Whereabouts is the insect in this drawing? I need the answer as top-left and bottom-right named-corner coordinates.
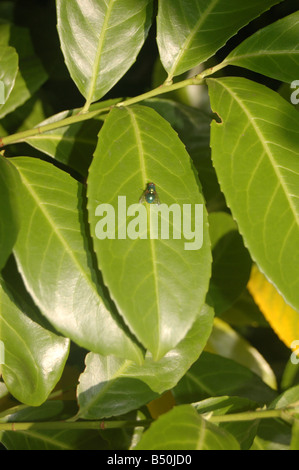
top-left (139, 182), bottom-right (160, 205)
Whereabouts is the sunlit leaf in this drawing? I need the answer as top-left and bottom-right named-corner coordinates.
top-left (208, 77), bottom-right (299, 312)
top-left (87, 105), bottom-right (212, 359)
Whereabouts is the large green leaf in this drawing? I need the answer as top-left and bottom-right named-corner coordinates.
top-left (56, 0), bottom-right (153, 105)
top-left (0, 259), bottom-right (69, 406)
top-left (87, 105), bottom-right (212, 360)
top-left (156, 0), bottom-right (282, 79)
top-left (135, 405), bottom-right (240, 450)
top-left (0, 46), bottom-right (18, 108)
top-left (0, 155), bottom-right (20, 271)
top-left (77, 305), bottom-right (213, 419)
top-left (11, 157), bottom-right (142, 364)
top-left (207, 77), bottom-right (299, 312)
top-left (225, 11), bottom-right (299, 84)
top-left (0, 24), bottom-right (47, 118)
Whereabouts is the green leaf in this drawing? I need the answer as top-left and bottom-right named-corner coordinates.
top-left (56, 0), bottom-right (153, 106)
top-left (0, 259), bottom-right (70, 406)
top-left (251, 419), bottom-right (291, 450)
top-left (156, 0), bottom-right (282, 78)
top-left (0, 155), bottom-right (20, 271)
top-left (11, 157), bottom-right (142, 364)
top-left (0, 24), bottom-right (47, 118)
top-left (220, 288), bottom-right (269, 328)
top-left (206, 318), bottom-right (277, 389)
top-left (77, 305), bottom-right (214, 419)
top-left (25, 99), bottom-right (120, 177)
top-left (143, 98), bottom-right (225, 211)
top-left (269, 384), bottom-right (299, 411)
top-left (173, 352), bottom-right (277, 405)
top-left (207, 212), bottom-right (252, 314)
top-left (225, 11), bottom-right (299, 84)
top-left (135, 405), bottom-right (240, 450)
top-left (0, 46), bottom-right (18, 107)
top-left (194, 396), bottom-right (259, 450)
top-left (207, 77), bottom-right (299, 312)
top-left (77, 353), bottom-right (158, 419)
top-left (250, 387), bottom-right (297, 450)
top-left (87, 105), bottom-right (212, 360)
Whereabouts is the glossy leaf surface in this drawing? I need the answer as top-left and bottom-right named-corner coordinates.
top-left (87, 105), bottom-right (212, 359)
top-left (208, 77), bottom-right (299, 312)
top-left (157, 0), bottom-right (281, 78)
top-left (56, 0), bottom-right (153, 104)
top-left (11, 157), bottom-right (142, 363)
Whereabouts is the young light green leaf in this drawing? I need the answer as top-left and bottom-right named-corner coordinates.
top-left (207, 77), bottom-right (299, 312)
top-left (77, 305), bottom-right (213, 419)
top-left (0, 260), bottom-right (70, 407)
top-left (87, 105), bottom-right (212, 360)
top-left (0, 46), bottom-right (18, 108)
top-left (0, 156), bottom-right (21, 271)
top-left (56, 0), bottom-right (153, 107)
top-left (135, 405), bottom-right (240, 450)
top-left (11, 157), bottom-right (142, 364)
top-left (156, 0), bottom-right (282, 79)
top-left (224, 11), bottom-right (299, 84)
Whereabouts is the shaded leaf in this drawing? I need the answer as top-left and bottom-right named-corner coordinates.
top-left (0, 46), bottom-right (18, 108)
top-left (0, 24), bottom-right (47, 118)
top-left (206, 318), bottom-right (277, 389)
top-left (173, 352), bottom-right (277, 405)
top-left (0, 155), bottom-right (20, 270)
top-left (207, 212), bottom-right (252, 314)
top-left (25, 99), bottom-right (120, 177)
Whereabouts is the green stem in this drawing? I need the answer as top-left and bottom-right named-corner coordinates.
top-left (208, 408), bottom-right (294, 424)
top-left (0, 57), bottom-right (231, 148)
top-left (0, 418), bottom-right (152, 432)
top-left (0, 70), bottom-right (210, 148)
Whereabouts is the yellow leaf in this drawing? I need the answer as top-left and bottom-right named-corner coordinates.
top-left (248, 265), bottom-right (299, 349)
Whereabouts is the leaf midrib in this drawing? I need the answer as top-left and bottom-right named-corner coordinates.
top-left (168, 0), bottom-right (219, 78)
top-left (85, 0), bottom-right (116, 106)
top-left (16, 167), bottom-right (100, 301)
